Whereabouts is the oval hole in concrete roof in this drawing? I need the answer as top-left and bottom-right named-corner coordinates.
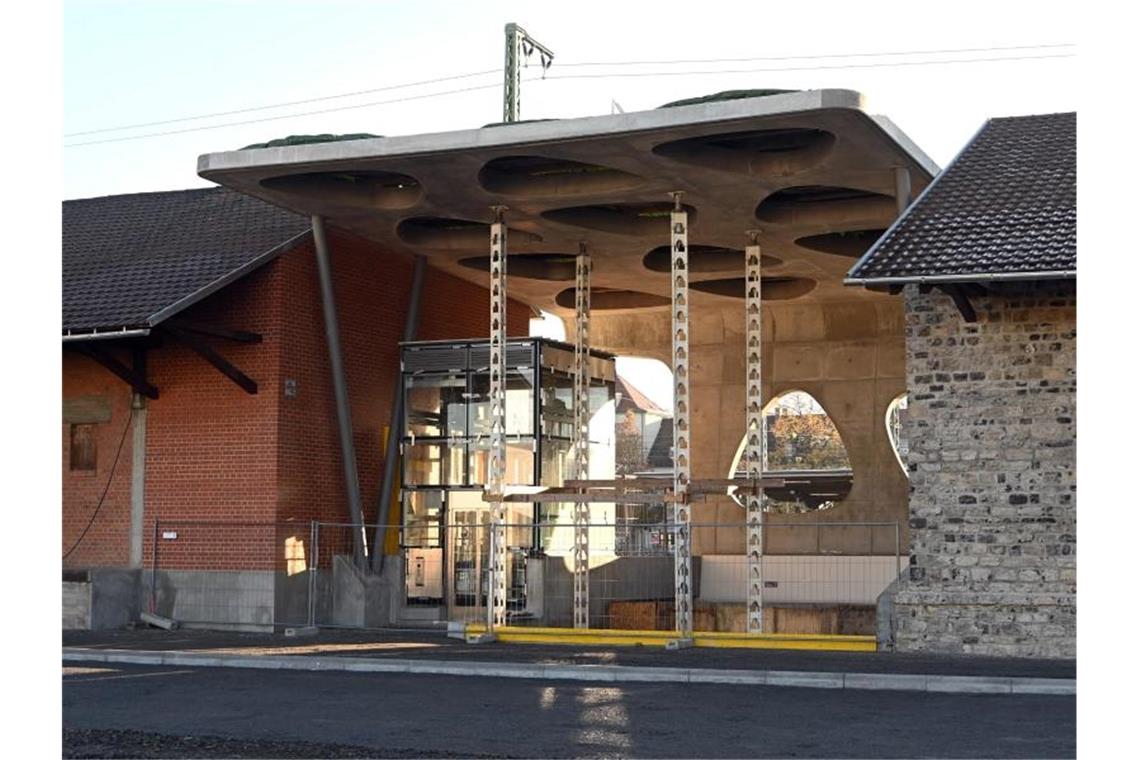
top-left (397, 217), bottom-right (542, 249)
top-left (458, 253), bottom-right (577, 281)
top-left (690, 276), bottom-right (817, 301)
top-left (652, 128), bottom-right (835, 177)
top-left (796, 229), bottom-right (888, 258)
top-left (643, 244), bottom-right (781, 273)
top-left (542, 202), bottom-right (697, 237)
top-left (555, 287), bottom-right (670, 310)
top-left (261, 170), bottom-right (422, 210)
top-left (726, 389), bottom-right (852, 512)
top-left (756, 186), bottom-right (896, 227)
top-left (479, 156), bottom-right (643, 198)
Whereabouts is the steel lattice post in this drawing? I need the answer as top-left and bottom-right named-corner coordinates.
top-left (488, 207), bottom-right (509, 629)
top-left (745, 233), bottom-right (766, 633)
top-left (572, 244), bottom-right (591, 629)
top-left (669, 193), bottom-right (693, 638)
top-left (503, 24), bottom-right (521, 123)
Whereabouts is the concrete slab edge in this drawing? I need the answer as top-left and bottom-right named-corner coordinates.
top-left (61, 648), bottom-right (1074, 696)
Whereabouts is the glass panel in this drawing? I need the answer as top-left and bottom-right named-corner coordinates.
top-left (468, 370), bottom-right (536, 437)
top-left (402, 490), bottom-right (443, 547)
top-left (404, 441), bottom-right (466, 486)
top-left (468, 438), bottom-right (536, 486)
top-left (539, 437), bottom-right (572, 487)
top-left (540, 368), bottom-right (574, 438)
top-left (405, 373), bottom-right (467, 438)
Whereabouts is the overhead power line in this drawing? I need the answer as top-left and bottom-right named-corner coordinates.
top-left (64, 81), bottom-right (509, 147)
top-left (64, 43), bottom-right (1073, 139)
top-left (544, 52), bottom-right (1075, 82)
top-left (64, 49), bottom-right (1075, 149)
top-left (64, 68), bottom-right (501, 137)
top-left (557, 42), bottom-right (1074, 67)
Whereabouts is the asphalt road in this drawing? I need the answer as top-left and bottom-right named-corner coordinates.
top-left (63, 664), bottom-right (1075, 759)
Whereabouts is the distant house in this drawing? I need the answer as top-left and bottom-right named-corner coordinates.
top-left (846, 112), bottom-right (1076, 658)
top-left (615, 375), bottom-right (671, 475)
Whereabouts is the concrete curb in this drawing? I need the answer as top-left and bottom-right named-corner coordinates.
top-left (62, 648), bottom-right (1075, 696)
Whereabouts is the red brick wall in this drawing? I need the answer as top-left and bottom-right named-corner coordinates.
top-left (141, 263), bottom-right (284, 570)
top-left (63, 226), bottom-right (529, 570)
top-left (61, 352), bottom-right (135, 568)
top-left (275, 228), bottom-right (531, 533)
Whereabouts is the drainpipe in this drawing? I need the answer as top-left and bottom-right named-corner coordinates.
top-left (372, 255), bottom-right (427, 573)
top-left (312, 216), bottom-right (367, 565)
top-left (128, 350), bottom-right (148, 569)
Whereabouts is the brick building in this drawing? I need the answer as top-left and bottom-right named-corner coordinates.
top-left (62, 188), bottom-right (529, 628)
top-left (846, 112), bottom-right (1077, 657)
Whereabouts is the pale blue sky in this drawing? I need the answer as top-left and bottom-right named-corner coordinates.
top-left (62, 0), bottom-right (1077, 411)
top-left (65, 0), bottom-right (1076, 200)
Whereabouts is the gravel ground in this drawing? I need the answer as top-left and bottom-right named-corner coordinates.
top-left (63, 728), bottom-right (515, 759)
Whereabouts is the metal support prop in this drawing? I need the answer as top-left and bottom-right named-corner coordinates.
top-left (488, 207), bottom-right (510, 629)
top-left (372, 254), bottom-right (427, 573)
top-left (745, 231), bottom-right (766, 634)
top-left (312, 215), bottom-right (367, 564)
top-left (572, 243), bottom-right (592, 629)
top-left (669, 193), bottom-right (693, 638)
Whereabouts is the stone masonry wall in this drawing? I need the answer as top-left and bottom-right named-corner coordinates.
top-left (894, 282), bottom-right (1075, 658)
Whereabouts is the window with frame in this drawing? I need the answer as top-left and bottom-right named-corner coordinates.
top-left (70, 423), bottom-right (97, 471)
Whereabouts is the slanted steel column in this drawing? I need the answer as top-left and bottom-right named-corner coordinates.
top-left (372, 254), bottom-right (427, 573)
top-left (669, 192), bottom-right (693, 639)
top-left (745, 231), bottom-right (766, 634)
top-left (487, 206), bottom-right (510, 629)
top-left (572, 243), bottom-right (592, 629)
top-left (312, 215), bottom-right (367, 564)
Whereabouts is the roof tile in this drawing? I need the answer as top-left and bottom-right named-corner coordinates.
top-left (63, 187), bottom-right (309, 334)
top-left (847, 112), bottom-right (1075, 282)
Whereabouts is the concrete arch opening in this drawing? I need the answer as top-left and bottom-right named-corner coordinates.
top-left (726, 389), bottom-right (853, 513)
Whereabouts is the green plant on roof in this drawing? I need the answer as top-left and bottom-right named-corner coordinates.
top-left (658, 89), bottom-right (798, 109)
top-left (241, 133), bottom-right (381, 150)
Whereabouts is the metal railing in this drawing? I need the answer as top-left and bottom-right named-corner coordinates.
top-left (146, 518), bottom-right (901, 635)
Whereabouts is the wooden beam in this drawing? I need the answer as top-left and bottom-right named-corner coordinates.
top-left (70, 344), bottom-right (159, 399)
top-left (167, 319), bottom-right (262, 344)
top-left (942, 284), bottom-right (978, 323)
top-left (164, 325), bottom-right (258, 394)
top-left (561, 477), bottom-right (787, 491)
top-left (487, 491), bottom-right (701, 504)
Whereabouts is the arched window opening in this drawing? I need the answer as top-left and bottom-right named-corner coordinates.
top-left (728, 390), bottom-right (852, 513)
top-left (886, 393), bottom-right (909, 477)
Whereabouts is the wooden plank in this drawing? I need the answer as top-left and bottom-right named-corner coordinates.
top-left (562, 477), bottom-right (787, 490)
top-left (63, 395), bottom-right (113, 424)
top-left (485, 491), bottom-right (700, 504)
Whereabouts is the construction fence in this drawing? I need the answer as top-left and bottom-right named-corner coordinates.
top-left (146, 519), bottom-right (903, 635)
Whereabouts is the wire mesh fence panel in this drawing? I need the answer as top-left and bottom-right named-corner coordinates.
top-left (149, 521), bottom-right (311, 631)
top-left (688, 522), bottom-right (901, 634)
top-left (145, 517), bottom-right (900, 636)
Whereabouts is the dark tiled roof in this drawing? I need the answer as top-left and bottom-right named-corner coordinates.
top-left (846, 112), bottom-right (1075, 283)
top-left (63, 187), bottom-right (310, 335)
top-left (646, 418), bottom-right (674, 469)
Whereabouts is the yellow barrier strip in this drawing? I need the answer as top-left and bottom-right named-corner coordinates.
top-left (465, 624), bottom-right (877, 652)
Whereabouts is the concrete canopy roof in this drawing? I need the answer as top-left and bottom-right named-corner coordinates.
top-left (198, 89), bottom-right (937, 318)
